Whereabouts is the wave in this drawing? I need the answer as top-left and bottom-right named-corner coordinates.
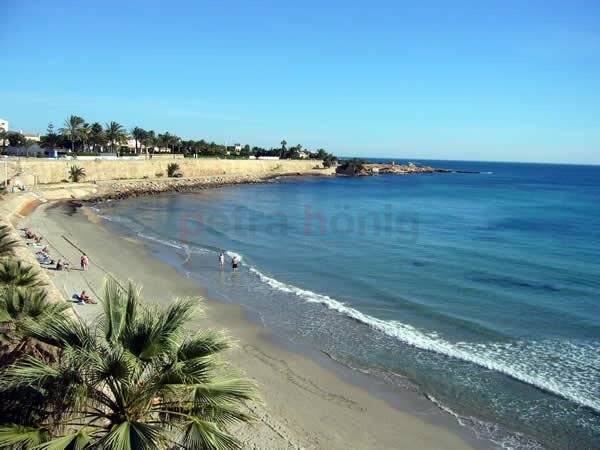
top-left (247, 266), bottom-right (600, 413)
top-left (426, 395), bottom-right (544, 450)
top-left (93, 214), bottom-right (600, 415)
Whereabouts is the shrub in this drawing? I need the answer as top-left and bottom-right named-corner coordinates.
top-left (68, 165), bottom-right (86, 182)
top-left (167, 163), bottom-right (181, 178)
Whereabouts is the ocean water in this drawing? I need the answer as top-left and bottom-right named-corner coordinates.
top-left (96, 160), bottom-right (600, 449)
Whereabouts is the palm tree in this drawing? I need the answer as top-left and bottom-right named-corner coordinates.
top-left (0, 287), bottom-right (69, 363)
top-left (69, 165), bottom-right (86, 183)
top-left (0, 225), bottom-right (20, 257)
top-left (0, 260), bottom-right (44, 288)
top-left (59, 115), bottom-right (85, 153)
top-left (131, 127), bottom-right (146, 154)
top-left (143, 130), bottom-right (156, 157)
top-left (104, 121), bottom-right (127, 155)
top-left (80, 122), bottom-right (91, 152)
top-left (89, 122), bottom-right (106, 153)
top-left (0, 277), bottom-right (256, 449)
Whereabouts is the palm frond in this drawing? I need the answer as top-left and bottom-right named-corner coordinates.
top-left (178, 418), bottom-right (240, 450)
top-left (0, 224), bottom-right (20, 257)
top-left (25, 315), bottom-right (93, 350)
top-left (0, 259), bottom-right (44, 288)
top-left (0, 355), bottom-right (59, 389)
top-left (99, 421), bottom-right (164, 450)
top-left (101, 277), bottom-right (126, 343)
top-left (0, 424), bottom-right (49, 448)
top-left (33, 429), bottom-right (90, 450)
top-left (177, 330), bottom-right (231, 360)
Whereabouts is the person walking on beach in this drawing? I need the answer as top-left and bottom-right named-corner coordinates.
top-left (80, 253), bottom-right (89, 271)
top-left (219, 251), bottom-right (225, 269)
top-left (231, 255), bottom-right (239, 271)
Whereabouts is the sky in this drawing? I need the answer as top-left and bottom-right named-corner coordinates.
top-left (1, 0), bottom-right (599, 164)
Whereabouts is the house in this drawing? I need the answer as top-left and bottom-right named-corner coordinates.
top-left (0, 118), bottom-right (8, 132)
top-left (22, 132), bottom-right (41, 143)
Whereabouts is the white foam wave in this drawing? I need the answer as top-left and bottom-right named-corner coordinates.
top-left (225, 251), bottom-right (243, 262)
top-left (248, 266), bottom-right (600, 413)
top-left (426, 395), bottom-right (543, 450)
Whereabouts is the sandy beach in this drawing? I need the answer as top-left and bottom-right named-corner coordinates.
top-left (13, 199), bottom-right (485, 450)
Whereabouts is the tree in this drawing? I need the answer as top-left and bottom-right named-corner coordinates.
top-left (59, 115), bottom-right (85, 153)
top-left (142, 130), bottom-right (156, 157)
top-left (40, 123), bottom-right (60, 151)
top-left (89, 122), bottom-right (106, 152)
top-left (131, 127), bottom-right (146, 154)
top-left (0, 225), bottom-right (20, 257)
top-left (0, 277), bottom-right (256, 449)
top-left (0, 260), bottom-right (44, 288)
top-left (69, 165), bottom-right (86, 182)
top-left (6, 132), bottom-right (26, 148)
top-left (336, 158), bottom-right (365, 176)
top-left (0, 287), bottom-right (69, 364)
top-left (79, 122), bottom-right (91, 152)
top-left (104, 121), bottom-right (127, 155)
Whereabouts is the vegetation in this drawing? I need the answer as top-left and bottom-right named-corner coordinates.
top-left (59, 115), bottom-right (86, 154)
top-left (69, 165), bottom-right (86, 182)
top-left (0, 276), bottom-right (256, 449)
top-left (167, 163), bottom-right (182, 178)
top-left (0, 225), bottom-right (20, 258)
top-left (35, 115), bottom-right (339, 162)
top-left (0, 259), bottom-right (44, 289)
top-left (336, 158), bottom-right (367, 176)
top-left (105, 121), bottom-right (128, 155)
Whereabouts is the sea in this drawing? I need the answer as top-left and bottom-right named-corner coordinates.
top-left (94, 160), bottom-right (600, 449)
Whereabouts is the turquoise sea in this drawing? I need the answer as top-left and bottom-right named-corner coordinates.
top-left (96, 160), bottom-right (600, 449)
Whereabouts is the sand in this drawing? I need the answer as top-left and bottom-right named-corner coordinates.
top-left (16, 201), bottom-right (484, 450)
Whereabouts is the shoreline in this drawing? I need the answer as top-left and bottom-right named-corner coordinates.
top-left (13, 198), bottom-right (489, 449)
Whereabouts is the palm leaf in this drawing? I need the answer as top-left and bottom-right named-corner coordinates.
top-left (178, 418), bottom-right (240, 450)
top-left (177, 330), bottom-right (231, 360)
top-left (33, 429), bottom-right (90, 450)
top-left (99, 421), bottom-right (163, 450)
top-left (0, 425), bottom-right (49, 448)
top-left (0, 224), bottom-right (20, 257)
top-left (0, 259), bottom-right (44, 288)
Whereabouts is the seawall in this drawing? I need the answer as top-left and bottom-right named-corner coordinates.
top-left (3, 158), bottom-right (325, 185)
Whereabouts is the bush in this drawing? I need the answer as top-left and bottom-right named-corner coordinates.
top-left (68, 165), bottom-right (86, 182)
top-left (167, 163), bottom-right (181, 177)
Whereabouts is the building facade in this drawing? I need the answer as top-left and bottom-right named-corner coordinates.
top-left (0, 118), bottom-right (8, 132)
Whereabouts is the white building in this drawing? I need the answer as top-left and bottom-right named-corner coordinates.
top-left (22, 132), bottom-right (41, 143)
top-left (0, 119), bottom-right (8, 132)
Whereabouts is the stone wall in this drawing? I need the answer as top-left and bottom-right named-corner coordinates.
top-left (2, 158), bottom-right (323, 185)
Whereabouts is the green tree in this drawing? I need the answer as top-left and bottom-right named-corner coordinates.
top-left (0, 225), bottom-right (19, 258)
top-left (142, 130), bottom-right (156, 157)
top-left (0, 287), bottom-right (69, 363)
top-left (131, 127), bottom-right (146, 154)
top-left (105, 121), bottom-right (127, 155)
top-left (6, 132), bottom-right (26, 148)
top-left (89, 122), bottom-right (106, 152)
top-left (0, 277), bottom-right (256, 449)
top-left (40, 123), bottom-right (60, 151)
top-left (0, 260), bottom-right (44, 289)
top-left (59, 115), bottom-right (85, 153)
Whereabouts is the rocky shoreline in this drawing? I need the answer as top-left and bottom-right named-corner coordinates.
top-left (83, 171), bottom-right (328, 203)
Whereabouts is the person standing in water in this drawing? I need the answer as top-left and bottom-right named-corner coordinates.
top-left (231, 255), bottom-right (239, 271)
top-left (219, 251), bottom-right (225, 269)
top-left (80, 253), bottom-right (89, 271)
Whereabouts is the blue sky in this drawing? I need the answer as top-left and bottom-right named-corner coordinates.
top-left (1, 0), bottom-right (599, 163)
